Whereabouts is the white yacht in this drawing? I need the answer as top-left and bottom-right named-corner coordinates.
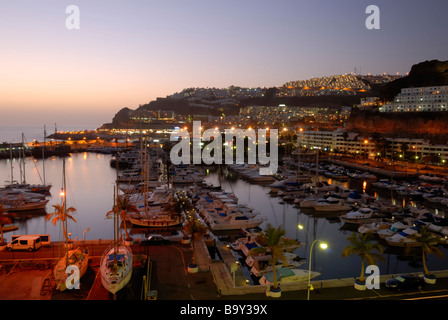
top-left (340, 208), bottom-right (381, 224)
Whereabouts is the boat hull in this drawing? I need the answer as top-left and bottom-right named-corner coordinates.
top-left (53, 247), bottom-right (90, 291)
top-left (209, 219), bottom-right (264, 231)
top-left (100, 242), bottom-right (133, 294)
top-left (341, 217), bottom-right (381, 225)
top-left (129, 216), bottom-right (181, 228)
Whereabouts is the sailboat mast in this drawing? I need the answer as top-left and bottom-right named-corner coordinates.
top-left (315, 148), bottom-right (319, 195)
top-left (62, 158), bottom-right (69, 267)
top-left (144, 139), bottom-right (148, 217)
top-left (42, 125), bottom-right (46, 185)
top-left (9, 143), bottom-right (13, 187)
top-left (113, 186), bottom-right (117, 253)
top-left (21, 133), bottom-right (26, 184)
top-left (18, 135), bottom-right (23, 185)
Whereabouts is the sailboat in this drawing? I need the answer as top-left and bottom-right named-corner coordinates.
top-left (100, 186), bottom-right (133, 295)
top-left (52, 158), bottom-right (89, 291)
top-left (129, 142), bottom-right (181, 228)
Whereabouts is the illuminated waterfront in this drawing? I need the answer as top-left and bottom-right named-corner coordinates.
top-left (1, 150), bottom-right (448, 281)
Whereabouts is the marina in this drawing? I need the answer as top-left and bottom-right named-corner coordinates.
top-left (1, 143), bottom-right (448, 291)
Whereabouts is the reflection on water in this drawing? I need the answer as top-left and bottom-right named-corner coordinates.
top-left (203, 167), bottom-right (448, 280)
top-left (1, 154), bottom-right (448, 280)
top-left (0, 152), bottom-right (118, 242)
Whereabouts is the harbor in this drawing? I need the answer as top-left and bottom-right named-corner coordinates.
top-left (1, 143), bottom-right (448, 301)
top-left (1, 236), bottom-right (448, 301)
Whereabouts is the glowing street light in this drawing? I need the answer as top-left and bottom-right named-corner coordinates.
top-left (307, 239), bottom-right (328, 300)
top-left (298, 224), bottom-right (328, 300)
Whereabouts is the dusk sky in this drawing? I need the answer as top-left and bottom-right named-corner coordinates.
top-left (1, 0), bottom-right (447, 128)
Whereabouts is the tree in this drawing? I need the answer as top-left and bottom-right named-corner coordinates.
top-left (183, 215), bottom-right (208, 271)
top-left (422, 154), bottom-right (441, 164)
top-left (342, 131), bottom-right (349, 154)
top-left (46, 204), bottom-right (77, 243)
top-left (106, 196), bottom-right (139, 241)
top-left (380, 138), bottom-right (391, 160)
top-left (407, 226), bottom-right (444, 279)
top-left (400, 142), bottom-right (409, 159)
top-left (255, 224), bottom-right (288, 292)
top-left (0, 204), bottom-right (12, 245)
top-left (342, 232), bottom-right (384, 286)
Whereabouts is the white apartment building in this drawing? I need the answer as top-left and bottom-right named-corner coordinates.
top-left (379, 85), bottom-right (448, 112)
top-left (297, 128), bottom-right (448, 161)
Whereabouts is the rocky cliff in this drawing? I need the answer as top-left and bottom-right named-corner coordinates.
top-left (347, 60), bottom-right (448, 143)
top-left (377, 59), bottom-right (448, 100)
top-left (348, 110), bottom-right (448, 133)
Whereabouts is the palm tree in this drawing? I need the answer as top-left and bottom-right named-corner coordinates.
top-left (255, 224), bottom-right (288, 293)
top-left (342, 232), bottom-right (384, 288)
top-left (407, 226), bottom-right (444, 281)
top-left (183, 214), bottom-right (208, 271)
top-left (106, 195), bottom-right (138, 241)
top-left (0, 204), bottom-right (11, 245)
top-left (46, 204), bottom-right (77, 243)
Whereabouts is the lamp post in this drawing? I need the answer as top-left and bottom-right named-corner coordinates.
top-left (298, 224), bottom-right (328, 300)
top-left (307, 239), bottom-right (328, 300)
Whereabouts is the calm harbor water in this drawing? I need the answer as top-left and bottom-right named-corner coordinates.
top-left (1, 150), bottom-right (448, 280)
top-left (0, 125), bottom-right (98, 143)
top-left (203, 167), bottom-right (448, 281)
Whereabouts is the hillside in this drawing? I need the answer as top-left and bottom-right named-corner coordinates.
top-left (346, 59), bottom-right (448, 143)
top-left (377, 59), bottom-right (448, 100)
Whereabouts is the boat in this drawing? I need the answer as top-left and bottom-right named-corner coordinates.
top-left (1, 197), bottom-right (49, 212)
top-left (53, 247), bottom-right (89, 291)
top-left (297, 197), bottom-right (327, 209)
top-left (129, 213), bottom-right (181, 228)
top-left (1, 163), bottom-right (50, 212)
top-left (384, 227), bottom-right (421, 247)
top-left (207, 214), bottom-right (265, 231)
top-left (100, 182), bottom-right (133, 295)
top-left (0, 224), bottom-right (19, 233)
top-left (247, 252), bottom-right (306, 277)
top-left (230, 233), bottom-right (260, 251)
top-left (52, 158), bottom-right (89, 291)
top-left (358, 221), bottom-right (391, 234)
top-left (258, 267), bottom-right (321, 286)
top-left (377, 221), bottom-right (412, 239)
top-left (312, 197), bottom-right (351, 212)
top-left (100, 240), bottom-right (133, 294)
top-left (340, 208), bottom-right (381, 225)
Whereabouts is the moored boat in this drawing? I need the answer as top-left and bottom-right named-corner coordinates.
top-left (53, 247), bottom-right (90, 291)
top-left (129, 213), bottom-right (181, 228)
top-left (384, 227), bottom-right (421, 247)
top-left (340, 208), bottom-right (381, 225)
top-left (100, 241), bottom-right (133, 294)
top-left (258, 267), bottom-right (321, 286)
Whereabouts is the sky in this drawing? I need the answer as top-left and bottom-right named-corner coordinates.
top-left (0, 0), bottom-right (447, 128)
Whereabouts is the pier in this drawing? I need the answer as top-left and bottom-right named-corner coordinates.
top-left (2, 237), bottom-right (448, 300)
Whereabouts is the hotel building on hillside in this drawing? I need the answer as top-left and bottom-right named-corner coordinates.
top-left (379, 85), bottom-right (448, 112)
top-left (297, 128), bottom-right (448, 162)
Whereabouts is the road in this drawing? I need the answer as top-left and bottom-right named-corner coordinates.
top-left (1, 240), bottom-right (447, 302)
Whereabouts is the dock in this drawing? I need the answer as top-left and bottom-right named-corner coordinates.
top-left (2, 237), bottom-right (448, 300)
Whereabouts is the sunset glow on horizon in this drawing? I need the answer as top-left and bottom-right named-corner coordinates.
top-left (1, 0), bottom-right (447, 127)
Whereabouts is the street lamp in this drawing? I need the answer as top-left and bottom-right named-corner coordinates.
top-left (307, 239), bottom-right (328, 300)
top-left (298, 224), bottom-right (328, 300)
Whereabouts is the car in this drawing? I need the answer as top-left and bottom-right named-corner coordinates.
top-left (6, 235), bottom-right (42, 252)
top-left (140, 234), bottom-right (170, 246)
top-left (385, 274), bottom-right (425, 292)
